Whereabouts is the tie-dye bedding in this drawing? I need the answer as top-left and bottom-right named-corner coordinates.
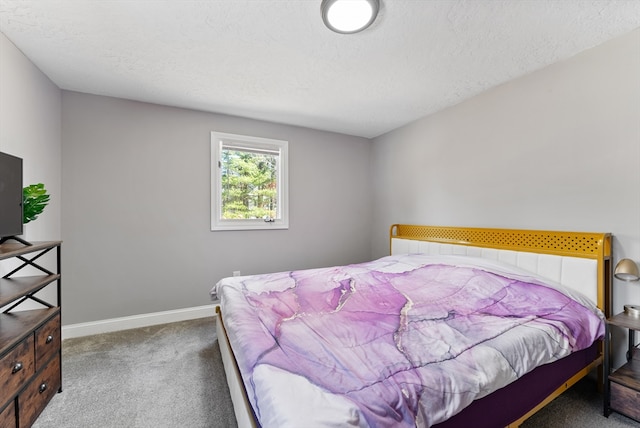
top-left (213, 254), bottom-right (604, 428)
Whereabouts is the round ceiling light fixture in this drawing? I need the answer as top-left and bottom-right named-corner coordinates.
top-left (321, 0), bottom-right (380, 34)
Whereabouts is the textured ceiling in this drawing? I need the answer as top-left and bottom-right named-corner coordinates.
top-left (1, 1), bottom-right (639, 138)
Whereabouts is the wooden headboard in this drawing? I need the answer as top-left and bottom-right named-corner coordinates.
top-left (390, 224), bottom-right (612, 317)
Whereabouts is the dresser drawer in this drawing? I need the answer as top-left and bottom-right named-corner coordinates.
top-left (35, 314), bottom-right (60, 370)
top-left (610, 381), bottom-right (640, 421)
top-left (0, 400), bottom-right (16, 428)
top-left (0, 336), bottom-right (35, 407)
top-left (18, 354), bottom-right (60, 428)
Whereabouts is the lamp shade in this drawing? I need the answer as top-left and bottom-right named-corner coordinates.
top-left (614, 258), bottom-right (640, 282)
top-left (321, 0), bottom-right (379, 34)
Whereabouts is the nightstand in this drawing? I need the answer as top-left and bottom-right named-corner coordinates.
top-left (604, 311), bottom-right (640, 422)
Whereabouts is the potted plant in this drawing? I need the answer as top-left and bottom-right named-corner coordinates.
top-left (23, 183), bottom-right (50, 224)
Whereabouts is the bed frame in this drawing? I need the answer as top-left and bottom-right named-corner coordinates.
top-left (215, 225), bottom-right (612, 428)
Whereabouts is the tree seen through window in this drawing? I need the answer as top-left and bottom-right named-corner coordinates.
top-left (221, 148), bottom-right (277, 220)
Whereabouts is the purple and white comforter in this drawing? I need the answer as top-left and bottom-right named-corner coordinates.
top-left (213, 254), bottom-right (604, 428)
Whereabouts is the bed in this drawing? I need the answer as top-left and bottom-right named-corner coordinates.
top-left (212, 225), bottom-right (612, 427)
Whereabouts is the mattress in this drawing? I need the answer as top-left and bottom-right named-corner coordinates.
top-left (212, 254), bottom-right (604, 427)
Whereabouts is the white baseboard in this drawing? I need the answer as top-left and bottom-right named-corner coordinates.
top-left (61, 304), bottom-right (219, 340)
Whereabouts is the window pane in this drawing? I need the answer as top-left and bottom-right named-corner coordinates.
top-left (221, 148), bottom-right (279, 220)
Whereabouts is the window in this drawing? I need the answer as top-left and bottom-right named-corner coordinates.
top-left (211, 131), bottom-right (288, 231)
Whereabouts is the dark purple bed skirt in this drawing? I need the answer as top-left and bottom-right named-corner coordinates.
top-left (433, 342), bottom-right (600, 428)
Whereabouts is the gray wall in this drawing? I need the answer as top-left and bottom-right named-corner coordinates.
top-left (371, 29), bottom-right (639, 262)
top-left (61, 92), bottom-right (372, 324)
top-left (0, 33), bottom-right (61, 242)
top-left (0, 33), bottom-right (61, 310)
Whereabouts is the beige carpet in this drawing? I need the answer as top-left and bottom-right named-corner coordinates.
top-left (31, 317), bottom-right (638, 428)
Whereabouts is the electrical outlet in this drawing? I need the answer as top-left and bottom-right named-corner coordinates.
top-left (233, 271), bottom-right (241, 277)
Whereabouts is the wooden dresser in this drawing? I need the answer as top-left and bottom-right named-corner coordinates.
top-left (0, 241), bottom-right (62, 428)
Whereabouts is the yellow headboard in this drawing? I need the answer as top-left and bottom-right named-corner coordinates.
top-left (390, 224), bottom-right (612, 316)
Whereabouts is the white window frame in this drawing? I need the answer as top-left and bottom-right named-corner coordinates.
top-left (211, 131), bottom-right (289, 231)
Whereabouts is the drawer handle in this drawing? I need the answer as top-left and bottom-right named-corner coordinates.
top-left (45, 335), bottom-right (54, 344)
top-left (39, 383), bottom-right (47, 394)
top-left (11, 362), bottom-right (23, 374)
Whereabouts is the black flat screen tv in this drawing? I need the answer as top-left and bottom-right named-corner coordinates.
top-left (0, 151), bottom-right (24, 240)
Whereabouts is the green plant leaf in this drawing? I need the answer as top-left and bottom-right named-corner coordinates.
top-left (23, 183), bottom-right (50, 224)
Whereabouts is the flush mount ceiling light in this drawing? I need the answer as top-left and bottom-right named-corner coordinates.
top-left (321, 0), bottom-right (380, 34)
